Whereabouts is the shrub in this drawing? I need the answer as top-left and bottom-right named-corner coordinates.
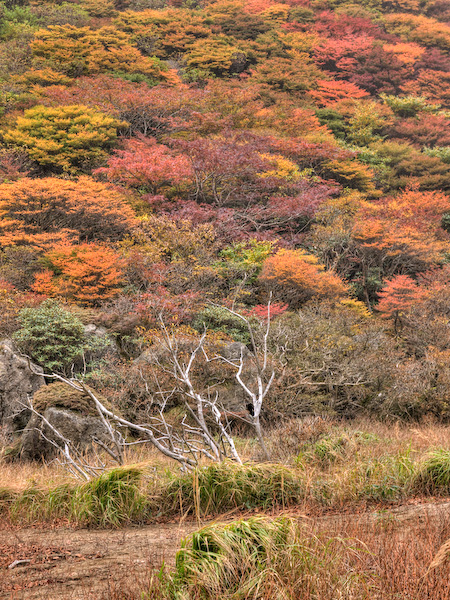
top-left (0, 176), bottom-right (136, 248)
top-left (4, 104), bottom-right (126, 174)
top-left (32, 243), bottom-right (125, 306)
top-left (259, 249), bottom-right (348, 308)
top-left (13, 299), bottom-right (91, 373)
top-left (192, 305), bottom-right (250, 344)
top-left (30, 25), bottom-right (173, 81)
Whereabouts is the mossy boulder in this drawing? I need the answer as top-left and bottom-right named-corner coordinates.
top-left (19, 382), bottom-right (119, 461)
top-left (32, 381), bottom-right (112, 417)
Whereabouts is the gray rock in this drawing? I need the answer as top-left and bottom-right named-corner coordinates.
top-left (220, 342), bottom-right (251, 362)
top-left (20, 406), bottom-right (110, 461)
top-left (83, 323), bottom-right (117, 363)
top-left (0, 340), bottom-right (45, 441)
top-left (84, 323), bottom-right (109, 338)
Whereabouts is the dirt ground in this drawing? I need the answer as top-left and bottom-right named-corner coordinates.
top-left (1, 501), bottom-right (450, 600)
top-left (0, 521), bottom-right (200, 600)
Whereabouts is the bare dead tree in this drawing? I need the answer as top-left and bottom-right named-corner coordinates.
top-left (23, 367), bottom-right (242, 477)
top-left (22, 400), bottom-right (99, 481)
top-left (153, 300), bottom-right (275, 461)
top-left (28, 371), bottom-right (200, 473)
top-left (210, 299), bottom-right (275, 461)
top-left (151, 322), bottom-right (242, 465)
top-left (21, 302), bottom-right (277, 477)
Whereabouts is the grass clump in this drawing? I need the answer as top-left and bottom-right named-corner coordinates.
top-left (72, 466), bottom-right (147, 527)
top-left (10, 467), bottom-right (146, 527)
top-left (349, 450), bottom-right (415, 502)
top-left (146, 517), bottom-right (368, 600)
top-left (163, 462), bottom-right (305, 518)
top-left (0, 487), bottom-right (17, 515)
top-left (297, 431), bottom-right (379, 467)
top-left (415, 448), bottom-right (450, 494)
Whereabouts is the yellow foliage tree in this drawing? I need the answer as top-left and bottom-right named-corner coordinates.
top-left (4, 104), bottom-right (126, 173)
top-left (30, 25), bottom-right (175, 82)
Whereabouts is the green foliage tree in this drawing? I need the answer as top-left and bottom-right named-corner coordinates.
top-left (13, 299), bottom-right (91, 373)
top-left (192, 305), bottom-right (251, 343)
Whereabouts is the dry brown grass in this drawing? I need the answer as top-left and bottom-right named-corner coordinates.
top-left (0, 460), bottom-right (72, 493)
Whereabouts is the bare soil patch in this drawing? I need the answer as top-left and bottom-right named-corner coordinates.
top-left (0, 522), bottom-right (199, 599)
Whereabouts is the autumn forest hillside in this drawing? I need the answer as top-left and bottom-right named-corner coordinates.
top-left (2, 0), bottom-right (450, 424)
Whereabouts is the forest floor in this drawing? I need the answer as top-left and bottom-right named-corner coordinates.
top-left (1, 499), bottom-right (450, 600)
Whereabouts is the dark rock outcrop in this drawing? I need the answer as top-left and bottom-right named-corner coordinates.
top-left (0, 340), bottom-right (45, 441)
top-left (20, 406), bottom-right (110, 461)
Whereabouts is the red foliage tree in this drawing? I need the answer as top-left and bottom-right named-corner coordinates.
top-left (40, 75), bottom-right (198, 136)
top-left (174, 133), bottom-right (273, 206)
top-left (377, 274), bottom-right (427, 330)
top-left (387, 113), bottom-right (450, 148)
top-left (95, 136), bottom-right (193, 193)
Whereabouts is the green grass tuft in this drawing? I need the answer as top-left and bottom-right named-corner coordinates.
top-left (163, 462), bottom-right (305, 518)
top-left (72, 467), bottom-right (146, 527)
top-left (10, 467), bottom-right (146, 527)
top-left (297, 431), bottom-right (379, 467)
top-left (145, 517), bottom-right (368, 600)
top-left (415, 448), bottom-right (450, 493)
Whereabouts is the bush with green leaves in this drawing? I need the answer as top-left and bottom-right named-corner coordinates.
top-left (192, 305), bottom-right (251, 343)
top-left (216, 239), bottom-right (275, 284)
top-left (13, 299), bottom-right (102, 373)
top-left (380, 94), bottom-right (441, 117)
top-left (0, 2), bottom-right (36, 41)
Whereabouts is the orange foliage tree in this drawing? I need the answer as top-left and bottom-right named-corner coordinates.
top-left (377, 274), bottom-right (427, 330)
top-left (259, 248), bottom-right (348, 308)
top-left (251, 53), bottom-right (322, 93)
top-left (350, 188), bottom-right (450, 304)
top-left (32, 243), bottom-right (124, 305)
top-left (309, 80), bottom-right (369, 106)
top-left (0, 177), bottom-right (136, 249)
